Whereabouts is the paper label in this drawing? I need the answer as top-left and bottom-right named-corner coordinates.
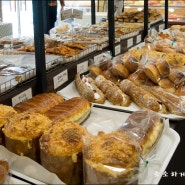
top-left (73, 9), bottom-right (83, 19)
top-left (136, 34), bottom-right (141, 43)
top-left (159, 23), bottom-right (165, 32)
top-left (94, 53), bottom-right (104, 65)
top-left (127, 38), bottom-right (133, 48)
top-left (53, 69), bottom-right (68, 89)
top-left (61, 9), bottom-right (72, 20)
top-left (115, 44), bottom-right (121, 56)
top-left (77, 61), bottom-right (88, 74)
top-left (12, 88), bottom-right (32, 106)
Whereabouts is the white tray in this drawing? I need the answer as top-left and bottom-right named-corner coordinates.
top-left (82, 107), bottom-right (180, 185)
top-left (57, 81), bottom-right (185, 120)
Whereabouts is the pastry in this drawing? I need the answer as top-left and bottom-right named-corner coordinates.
top-left (95, 75), bottom-right (131, 107)
top-left (144, 64), bottom-right (160, 84)
top-left (75, 73), bottom-right (105, 104)
top-left (118, 110), bottom-right (164, 157)
top-left (110, 63), bottom-right (129, 79)
top-left (83, 131), bottom-right (140, 185)
top-left (14, 93), bottom-right (65, 114)
top-left (119, 79), bottom-right (167, 114)
top-left (0, 104), bottom-right (17, 145)
top-left (40, 121), bottom-right (85, 185)
top-left (3, 112), bottom-right (52, 162)
top-left (44, 97), bottom-right (91, 123)
top-left (143, 85), bottom-right (185, 116)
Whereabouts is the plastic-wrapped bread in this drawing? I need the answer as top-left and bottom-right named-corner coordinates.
top-left (117, 110), bottom-right (164, 157)
top-left (0, 160), bottom-right (9, 184)
top-left (0, 104), bottom-right (17, 145)
top-left (83, 131), bottom-right (140, 185)
top-left (142, 85), bottom-right (185, 116)
top-left (14, 93), bottom-right (65, 114)
top-left (95, 75), bottom-right (131, 107)
top-left (2, 112), bottom-right (52, 162)
top-left (40, 121), bottom-right (84, 185)
top-left (119, 79), bottom-right (167, 114)
top-left (75, 73), bottom-right (105, 104)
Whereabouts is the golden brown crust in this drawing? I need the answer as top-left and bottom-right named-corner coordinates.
top-left (155, 59), bottom-right (170, 78)
top-left (119, 79), bottom-right (167, 114)
top-left (123, 54), bottom-right (139, 73)
top-left (0, 161), bottom-right (9, 184)
top-left (88, 65), bottom-right (102, 78)
top-left (168, 69), bottom-right (185, 86)
top-left (14, 93), bottom-right (65, 114)
top-left (110, 63), bottom-right (129, 79)
top-left (44, 97), bottom-right (91, 123)
top-left (158, 78), bottom-right (176, 93)
top-left (144, 64), bottom-right (160, 84)
top-left (95, 75), bottom-right (131, 107)
top-left (75, 73), bottom-right (105, 104)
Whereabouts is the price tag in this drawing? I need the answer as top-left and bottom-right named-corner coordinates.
top-left (115, 45), bottom-right (121, 56)
top-left (73, 9), bottom-right (83, 19)
top-left (53, 69), bottom-right (68, 89)
top-left (136, 35), bottom-right (141, 43)
top-left (159, 23), bottom-right (165, 32)
top-left (12, 88), bottom-right (32, 106)
top-left (77, 61), bottom-right (88, 74)
top-left (127, 38), bottom-right (133, 48)
top-left (61, 9), bottom-right (72, 20)
top-left (94, 53), bottom-right (104, 65)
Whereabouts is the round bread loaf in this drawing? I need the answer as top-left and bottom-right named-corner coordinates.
top-left (40, 121), bottom-right (85, 185)
top-left (0, 104), bottom-right (17, 145)
top-left (83, 131), bottom-right (140, 185)
top-left (3, 112), bottom-right (52, 162)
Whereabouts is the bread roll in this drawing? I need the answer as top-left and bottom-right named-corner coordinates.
top-left (0, 161), bottom-right (9, 184)
top-left (95, 75), bottom-right (131, 107)
top-left (144, 64), bottom-right (160, 84)
top-left (40, 121), bottom-right (85, 185)
top-left (168, 69), bottom-right (185, 87)
top-left (155, 59), bottom-right (170, 78)
top-left (3, 112), bottom-right (52, 162)
top-left (110, 63), bottom-right (129, 79)
top-left (123, 54), bottom-right (139, 73)
top-left (119, 79), bottom-right (167, 114)
top-left (158, 78), bottom-right (176, 93)
top-left (88, 65), bottom-right (102, 78)
top-left (143, 85), bottom-right (185, 116)
top-left (0, 104), bottom-right (17, 145)
top-left (83, 131), bottom-right (140, 185)
top-left (14, 93), bottom-right (65, 114)
top-left (44, 97), bottom-right (91, 123)
top-left (118, 110), bottom-right (164, 157)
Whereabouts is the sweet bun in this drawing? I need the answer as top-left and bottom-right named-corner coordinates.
top-left (155, 59), bottom-right (170, 78)
top-left (158, 78), bottom-right (176, 93)
top-left (110, 63), bottom-right (129, 79)
top-left (144, 64), bottom-right (160, 84)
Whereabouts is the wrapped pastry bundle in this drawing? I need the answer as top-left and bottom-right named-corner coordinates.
top-left (44, 97), bottom-right (91, 124)
top-left (2, 112), bottom-right (52, 162)
top-left (0, 104), bottom-right (17, 145)
top-left (75, 73), bottom-right (106, 104)
top-left (40, 121), bottom-right (85, 185)
top-left (119, 79), bottom-right (167, 114)
top-left (117, 110), bottom-right (164, 157)
top-left (95, 75), bottom-right (131, 107)
top-left (14, 93), bottom-right (65, 114)
top-left (143, 85), bottom-right (185, 116)
top-left (83, 131), bottom-right (141, 185)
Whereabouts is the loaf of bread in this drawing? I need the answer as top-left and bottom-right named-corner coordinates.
top-left (0, 160), bottom-right (9, 184)
top-left (118, 110), bottom-right (164, 157)
top-left (158, 78), bottom-right (176, 93)
top-left (155, 58), bottom-right (170, 78)
top-left (3, 112), bottom-right (52, 162)
top-left (83, 131), bottom-right (140, 185)
top-left (0, 104), bottom-right (17, 145)
top-left (44, 97), bottom-right (91, 124)
top-left (95, 75), bottom-right (131, 106)
top-left (119, 79), bottom-right (167, 114)
top-left (14, 93), bottom-right (65, 114)
top-left (110, 63), bottom-right (129, 79)
top-left (143, 85), bottom-right (185, 116)
top-left (40, 121), bottom-right (85, 185)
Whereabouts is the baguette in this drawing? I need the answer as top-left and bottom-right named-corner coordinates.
top-left (119, 79), bottom-right (167, 114)
top-left (95, 75), bottom-right (131, 107)
top-left (75, 73), bottom-right (105, 104)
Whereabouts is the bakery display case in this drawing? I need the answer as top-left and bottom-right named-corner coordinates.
top-left (124, 0), bottom-right (185, 25)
